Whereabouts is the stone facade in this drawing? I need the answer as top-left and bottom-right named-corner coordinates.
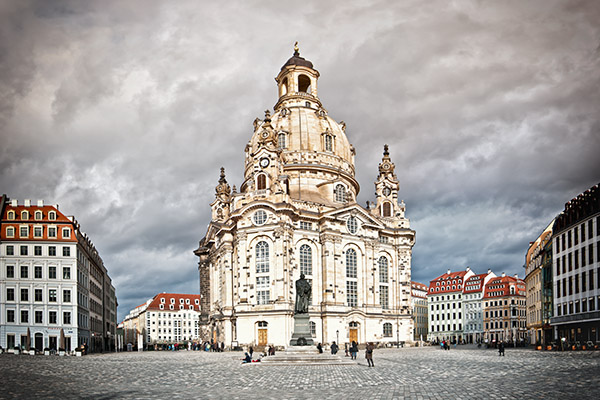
top-left (195, 48), bottom-right (416, 348)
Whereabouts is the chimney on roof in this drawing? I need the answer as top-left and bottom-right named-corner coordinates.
top-left (447, 269), bottom-right (451, 275)
top-left (502, 272), bottom-right (506, 277)
top-left (487, 269), bottom-right (491, 274)
top-left (11, 199), bottom-right (17, 206)
top-left (514, 273), bottom-right (518, 279)
top-left (466, 267), bottom-right (470, 272)
top-left (24, 199), bottom-right (31, 207)
top-left (37, 200), bottom-right (44, 207)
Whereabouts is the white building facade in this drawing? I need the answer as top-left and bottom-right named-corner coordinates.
top-left (427, 268), bottom-right (474, 343)
top-left (195, 48), bottom-right (416, 348)
top-left (462, 270), bottom-right (496, 344)
top-left (1, 197), bottom-right (117, 353)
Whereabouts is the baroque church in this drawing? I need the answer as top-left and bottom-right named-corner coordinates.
top-left (195, 46), bottom-right (416, 348)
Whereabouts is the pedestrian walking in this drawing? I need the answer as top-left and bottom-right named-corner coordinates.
top-left (344, 343), bottom-right (349, 357)
top-left (365, 342), bottom-right (374, 367)
top-left (498, 341), bottom-right (505, 356)
top-left (317, 343), bottom-right (323, 353)
top-left (249, 346), bottom-right (254, 357)
top-left (350, 341), bottom-right (358, 360)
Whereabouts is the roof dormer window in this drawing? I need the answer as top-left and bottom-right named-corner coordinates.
top-left (49, 211), bottom-right (56, 220)
top-left (35, 211), bottom-right (43, 220)
top-left (21, 211), bottom-right (29, 220)
top-left (334, 184), bottom-right (346, 202)
top-left (7, 210), bottom-right (15, 220)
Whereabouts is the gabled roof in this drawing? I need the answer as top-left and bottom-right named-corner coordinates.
top-left (427, 269), bottom-right (474, 295)
top-left (463, 273), bottom-right (489, 294)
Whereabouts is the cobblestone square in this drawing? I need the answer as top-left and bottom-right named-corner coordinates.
top-left (1, 346), bottom-right (599, 399)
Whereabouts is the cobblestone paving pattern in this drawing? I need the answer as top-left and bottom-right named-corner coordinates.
top-left (1, 346), bottom-right (599, 399)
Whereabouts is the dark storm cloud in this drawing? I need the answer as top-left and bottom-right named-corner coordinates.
top-left (1, 0), bottom-right (599, 320)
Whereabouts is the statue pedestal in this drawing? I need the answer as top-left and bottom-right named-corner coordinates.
top-left (289, 313), bottom-right (314, 346)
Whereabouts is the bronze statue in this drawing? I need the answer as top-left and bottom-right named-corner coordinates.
top-left (294, 273), bottom-right (311, 314)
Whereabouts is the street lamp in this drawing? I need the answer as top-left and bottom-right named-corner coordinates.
top-left (336, 330), bottom-right (339, 345)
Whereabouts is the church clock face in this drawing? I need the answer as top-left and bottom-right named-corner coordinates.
top-left (259, 157), bottom-right (270, 168)
top-left (382, 162), bottom-right (391, 170)
top-left (383, 187), bottom-right (391, 197)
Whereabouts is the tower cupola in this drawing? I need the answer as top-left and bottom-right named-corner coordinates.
top-left (274, 42), bottom-right (321, 111)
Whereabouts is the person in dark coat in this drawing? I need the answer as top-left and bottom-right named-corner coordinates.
top-left (317, 343), bottom-right (323, 353)
top-left (242, 352), bottom-right (251, 363)
top-left (498, 341), bottom-right (505, 356)
top-left (331, 341), bottom-right (339, 355)
top-left (350, 341), bottom-right (358, 360)
top-left (249, 346), bottom-right (254, 357)
top-left (365, 342), bottom-right (374, 367)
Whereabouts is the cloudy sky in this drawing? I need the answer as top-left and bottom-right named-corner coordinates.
top-left (2, 0), bottom-right (599, 321)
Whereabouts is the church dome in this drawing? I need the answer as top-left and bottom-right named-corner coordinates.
top-left (244, 46), bottom-right (359, 204)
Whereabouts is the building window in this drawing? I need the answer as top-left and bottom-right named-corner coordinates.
top-left (299, 221), bottom-right (312, 230)
top-left (7, 309), bottom-right (15, 322)
top-left (324, 134), bottom-right (333, 151)
top-left (378, 256), bottom-right (389, 283)
top-left (383, 322), bottom-right (393, 337)
top-left (49, 311), bottom-right (57, 324)
top-left (256, 241), bottom-right (270, 273)
top-left (7, 210), bottom-right (15, 220)
top-left (63, 247), bottom-right (70, 257)
top-left (380, 285), bottom-right (389, 309)
top-left (20, 226), bottom-right (29, 237)
top-left (35, 311), bottom-right (43, 324)
top-left (63, 290), bottom-right (71, 302)
top-left (6, 226), bottom-right (15, 237)
top-left (299, 244), bottom-right (312, 276)
top-left (20, 246), bottom-right (28, 256)
top-left (49, 289), bottom-right (57, 302)
top-left (21, 310), bottom-right (29, 323)
top-left (6, 265), bottom-right (14, 278)
top-left (35, 210), bottom-right (43, 220)
top-left (346, 216), bottom-right (358, 234)
top-left (334, 184), bottom-right (346, 202)
top-left (49, 266), bottom-right (57, 279)
top-left (35, 289), bottom-right (42, 302)
top-left (49, 211), bottom-right (56, 220)
top-left (48, 227), bottom-right (56, 238)
top-left (256, 276), bottom-right (270, 305)
top-left (310, 321), bottom-right (316, 336)
top-left (64, 312), bottom-right (71, 325)
top-left (253, 210), bottom-right (268, 225)
top-left (20, 265), bottom-right (28, 278)
top-left (347, 281), bottom-right (357, 307)
top-left (256, 174), bottom-right (267, 190)
top-left (346, 249), bottom-right (357, 278)
top-left (63, 267), bottom-right (71, 279)
top-left (21, 288), bottom-right (29, 302)
top-left (278, 132), bottom-right (286, 149)
top-left (382, 202), bottom-right (392, 217)
top-left (62, 228), bottom-right (71, 238)
top-left (34, 245), bottom-right (42, 256)
top-left (34, 226), bottom-right (43, 238)
top-left (21, 211), bottom-right (29, 220)
top-left (49, 246), bottom-right (56, 256)
top-left (6, 245), bottom-right (14, 256)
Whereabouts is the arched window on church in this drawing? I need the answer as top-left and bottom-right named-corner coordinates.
top-left (256, 241), bottom-right (269, 273)
top-left (324, 134), bottom-right (333, 151)
top-left (378, 256), bottom-right (388, 283)
top-left (257, 174), bottom-right (267, 190)
top-left (346, 249), bottom-right (357, 278)
top-left (278, 132), bottom-right (286, 149)
top-left (334, 184), bottom-right (346, 202)
top-left (298, 74), bottom-right (311, 93)
top-left (299, 244), bottom-right (312, 276)
top-left (382, 202), bottom-right (392, 217)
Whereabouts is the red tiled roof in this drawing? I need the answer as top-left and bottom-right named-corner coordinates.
top-left (147, 293), bottom-right (201, 312)
top-left (1, 204), bottom-right (76, 242)
top-left (462, 273), bottom-right (489, 294)
top-left (428, 270), bottom-right (469, 295)
top-left (483, 276), bottom-right (526, 299)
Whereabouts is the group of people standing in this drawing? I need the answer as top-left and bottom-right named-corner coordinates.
top-left (345, 341), bottom-right (375, 367)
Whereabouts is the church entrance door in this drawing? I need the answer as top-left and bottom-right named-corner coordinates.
top-left (258, 329), bottom-right (268, 346)
top-left (349, 328), bottom-right (358, 344)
